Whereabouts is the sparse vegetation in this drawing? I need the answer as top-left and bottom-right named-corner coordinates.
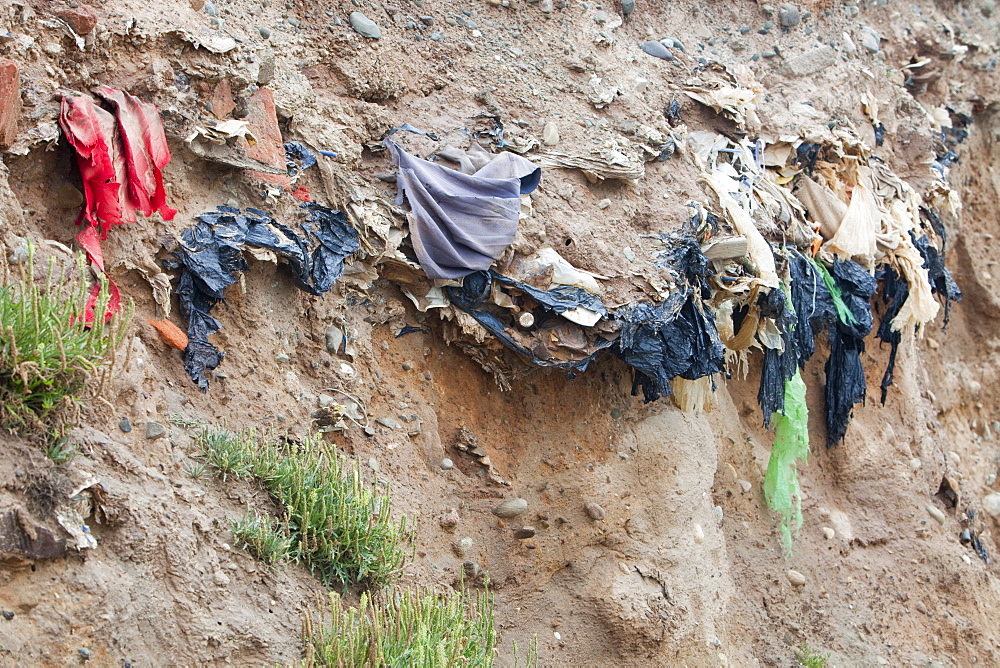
top-left (195, 429), bottom-right (408, 587)
top-left (42, 436), bottom-right (78, 465)
top-left (305, 585), bottom-right (510, 668)
top-left (230, 510), bottom-right (294, 565)
top-left (797, 644), bottom-right (830, 668)
top-left (0, 245), bottom-right (129, 440)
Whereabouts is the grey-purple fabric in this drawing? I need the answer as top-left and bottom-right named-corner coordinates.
top-left (385, 139), bottom-right (541, 280)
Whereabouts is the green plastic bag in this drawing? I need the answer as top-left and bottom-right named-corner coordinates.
top-left (764, 370), bottom-right (810, 555)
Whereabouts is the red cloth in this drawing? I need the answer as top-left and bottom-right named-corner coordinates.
top-left (58, 90), bottom-right (175, 322)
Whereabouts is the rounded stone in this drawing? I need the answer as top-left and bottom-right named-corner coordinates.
top-left (514, 526), bottom-right (536, 539)
top-left (492, 498), bottom-right (528, 518)
top-left (778, 3), bottom-right (800, 27)
top-left (983, 493), bottom-right (1000, 517)
top-left (787, 569), bottom-right (806, 586)
top-left (641, 40), bottom-right (672, 60)
top-left (441, 458), bottom-right (454, 470)
top-left (349, 11), bottom-right (382, 38)
top-left (584, 501), bottom-right (606, 520)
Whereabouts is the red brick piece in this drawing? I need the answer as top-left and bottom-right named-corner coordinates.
top-left (242, 87), bottom-right (290, 189)
top-left (208, 79), bottom-right (236, 120)
top-left (53, 4), bottom-right (99, 35)
top-left (0, 59), bottom-right (20, 150)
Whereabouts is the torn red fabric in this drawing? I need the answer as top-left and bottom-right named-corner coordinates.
top-left (59, 90), bottom-right (175, 323)
top-left (95, 87), bottom-right (177, 221)
top-left (291, 186), bottom-right (311, 202)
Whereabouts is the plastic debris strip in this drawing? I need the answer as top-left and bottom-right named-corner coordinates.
top-left (384, 138), bottom-right (541, 280)
top-left (758, 285), bottom-right (800, 427)
top-left (683, 83), bottom-right (763, 130)
top-left (763, 370), bottom-right (810, 555)
top-left (445, 270), bottom-right (615, 371)
top-left (875, 266), bottom-right (908, 404)
top-left (823, 259), bottom-right (877, 447)
top-left (536, 142), bottom-right (645, 183)
top-left (284, 141), bottom-right (317, 176)
top-left (58, 90), bottom-right (176, 322)
top-left (168, 204), bottom-right (359, 390)
top-left (616, 234), bottom-right (726, 402)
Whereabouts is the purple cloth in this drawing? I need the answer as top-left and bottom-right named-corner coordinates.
top-left (385, 139), bottom-right (541, 280)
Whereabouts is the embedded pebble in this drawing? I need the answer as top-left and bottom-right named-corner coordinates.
top-left (145, 421), bottom-right (166, 439)
top-left (368, 457), bottom-right (379, 472)
top-left (441, 457), bottom-right (454, 470)
top-left (983, 493), bottom-right (1000, 517)
top-left (584, 501), bottom-right (606, 520)
top-left (453, 536), bottom-right (474, 556)
top-left (787, 569), bottom-right (806, 586)
top-left (318, 394), bottom-right (336, 408)
top-left (909, 457), bottom-right (922, 471)
top-left (660, 36), bottom-right (685, 51)
top-left (514, 526), bottom-right (536, 539)
top-left (119, 417), bottom-right (132, 433)
top-left (325, 326), bottom-right (344, 353)
top-left (693, 523), bottom-right (705, 543)
top-left (258, 26), bottom-right (271, 38)
top-left (492, 498), bottom-right (528, 518)
top-left (376, 417), bottom-right (399, 430)
top-left (778, 3), bottom-right (800, 26)
top-left (621, 0), bottom-right (634, 16)
top-left (542, 121), bottom-right (559, 146)
top-left (821, 527), bottom-right (835, 540)
top-left (78, 648), bottom-right (92, 660)
top-left (738, 479), bottom-right (752, 493)
top-left (926, 504), bottom-right (946, 525)
top-left (1, 611), bottom-right (13, 620)
top-left (349, 11), bottom-right (382, 38)
top-left (539, 0), bottom-right (553, 12)
top-left (641, 40), bottom-right (672, 60)
top-left (439, 508), bottom-right (460, 531)
top-left (598, 198), bottom-right (611, 209)
top-left (860, 26), bottom-right (880, 53)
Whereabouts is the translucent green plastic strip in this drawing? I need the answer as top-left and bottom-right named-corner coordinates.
top-left (810, 258), bottom-right (857, 326)
top-left (764, 370), bottom-right (810, 555)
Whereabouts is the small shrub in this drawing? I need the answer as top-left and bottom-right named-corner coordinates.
top-left (196, 429), bottom-right (408, 587)
top-left (230, 510), bottom-right (293, 565)
top-left (0, 245), bottom-right (129, 437)
top-left (306, 585), bottom-right (500, 668)
top-left (797, 644), bottom-right (830, 668)
top-left (43, 436), bottom-right (78, 465)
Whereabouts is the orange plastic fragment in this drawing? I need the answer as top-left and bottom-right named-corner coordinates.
top-left (149, 319), bottom-right (188, 350)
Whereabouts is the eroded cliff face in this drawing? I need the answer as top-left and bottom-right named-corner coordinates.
top-left (1, 0), bottom-right (999, 664)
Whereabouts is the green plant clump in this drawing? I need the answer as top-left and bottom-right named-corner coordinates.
top-left (0, 246), bottom-right (129, 441)
top-left (307, 586), bottom-right (502, 668)
top-left (796, 643), bottom-right (830, 668)
top-left (196, 429), bottom-right (408, 587)
top-left (230, 510), bottom-right (294, 565)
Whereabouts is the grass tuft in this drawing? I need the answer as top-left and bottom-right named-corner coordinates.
top-left (230, 510), bottom-right (294, 565)
top-left (305, 584), bottom-right (502, 667)
top-left (195, 429), bottom-right (408, 588)
top-left (43, 435), bottom-right (78, 465)
top-left (0, 244), bottom-right (130, 439)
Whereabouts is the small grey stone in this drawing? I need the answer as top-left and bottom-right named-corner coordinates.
top-left (419, 15), bottom-right (433, 24)
top-left (401, 362), bottom-right (413, 370)
top-left (364, 426), bottom-right (376, 436)
top-left (787, 569), bottom-right (806, 586)
top-left (325, 327), bottom-right (344, 354)
top-left (593, 10), bottom-right (608, 22)
top-left (763, 20), bottom-right (773, 30)
top-left (983, 493), bottom-right (1000, 516)
top-left (492, 498), bottom-right (528, 518)
top-left (610, 407), bottom-right (623, 419)
top-left (860, 26), bottom-right (880, 53)
top-left (274, 353), bottom-right (290, 364)
top-left (661, 36), bottom-right (685, 51)
top-left (539, 0), bottom-right (553, 12)
top-left (621, 0), bottom-right (634, 16)
top-left (204, 2), bottom-right (217, 15)
top-left (349, 11), bottom-right (382, 38)
top-left (2, 610), bottom-right (14, 620)
top-left (462, 560), bottom-right (481, 578)
top-left (514, 526), bottom-right (536, 539)
top-left (318, 394), bottom-right (336, 408)
top-left (367, 457), bottom-right (379, 472)
top-left (439, 508), bottom-right (460, 530)
top-left (584, 501), bottom-right (606, 520)
top-left (453, 536), bottom-right (474, 556)
top-left (258, 26), bottom-right (271, 38)
top-left (441, 457), bottom-right (454, 470)
top-left (641, 40), bottom-right (672, 60)
top-left (78, 648), bottom-right (92, 660)
top-left (145, 421), bottom-right (167, 439)
top-left (257, 52), bottom-right (275, 85)
top-left (778, 3), bottom-right (799, 27)
top-left (119, 417), bottom-right (132, 433)
top-left (376, 417), bottom-right (399, 430)
top-left (6, 236), bottom-right (29, 264)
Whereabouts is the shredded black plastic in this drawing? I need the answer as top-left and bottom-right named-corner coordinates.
top-left (912, 209), bottom-right (962, 325)
top-left (824, 259), bottom-right (876, 447)
top-left (758, 286), bottom-right (800, 427)
top-left (617, 235), bottom-right (725, 402)
top-left (284, 141), bottom-right (317, 175)
top-left (665, 99), bottom-right (682, 126)
top-left (874, 267), bottom-right (908, 404)
top-left (873, 122), bottom-right (886, 147)
top-left (168, 204), bottom-right (359, 390)
top-left (788, 251), bottom-right (838, 366)
top-left (446, 271), bottom-right (613, 371)
top-left (794, 143), bottom-right (822, 172)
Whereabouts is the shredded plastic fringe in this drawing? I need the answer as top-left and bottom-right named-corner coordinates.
top-left (764, 370), bottom-right (810, 556)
